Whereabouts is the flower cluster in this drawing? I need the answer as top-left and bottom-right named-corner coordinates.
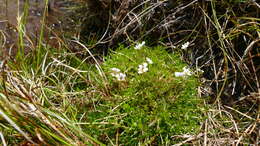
top-left (134, 41), bottom-right (145, 50)
top-left (174, 66), bottom-right (193, 77)
top-left (146, 57), bottom-right (153, 64)
top-left (110, 68), bottom-right (126, 81)
top-left (181, 42), bottom-right (190, 50)
top-left (138, 62), bottom-right (148, 74)
top-left (138, 57), bottom-right (153, 74)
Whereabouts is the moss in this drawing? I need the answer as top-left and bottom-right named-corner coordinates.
top-left (85, 45), bottom-right (205, 145)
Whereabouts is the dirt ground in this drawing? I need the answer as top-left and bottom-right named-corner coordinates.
top-left (0, 0), bottom-right (70, 58)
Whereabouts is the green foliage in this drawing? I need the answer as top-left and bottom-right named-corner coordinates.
top-left (85, 45), bottom-right (205, 145)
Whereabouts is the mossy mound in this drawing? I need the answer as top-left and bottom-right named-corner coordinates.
top-left (85, 45), bottom-right (205, 145)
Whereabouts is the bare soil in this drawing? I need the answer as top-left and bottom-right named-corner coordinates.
top-left (0, 0), bottom-right (72, 58)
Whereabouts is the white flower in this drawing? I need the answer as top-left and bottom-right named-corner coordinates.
top-left (146, 57), bottom-right (153, 64)
top-left (182, 66), bottom-right (192, 76)
top-left (115, 73), bottom-right (126, 81)
top-left (174, 66), bottom-right (193, 77)
top-left (134, 41), bottom-right (145, 50)
top-left (110, 68), bottom-right (126, 81)
top-left (181, 42), bottom-right (190, 50)
top-left (138, 62), bottom-right (148, 74)
top-left (111, 67), bottom-right (121, 77)
top-left (174, 72), bottom-right (186, 77)
top-left (111, 67), bottom-right (120, 72)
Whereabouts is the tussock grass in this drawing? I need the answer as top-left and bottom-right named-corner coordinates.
top-left (0, 50), bottom-right (103, 145)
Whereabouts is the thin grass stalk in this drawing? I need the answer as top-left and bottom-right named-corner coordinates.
top-left (36, 0), bottom-right (49, 69)
top-left (211, 1), bottom-right (229, 103)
